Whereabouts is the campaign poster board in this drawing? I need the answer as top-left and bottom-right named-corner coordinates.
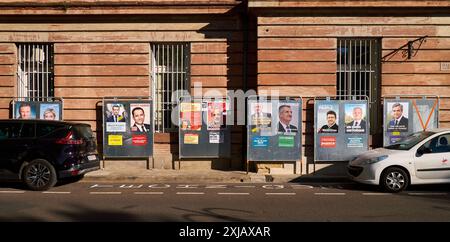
top-left (13, 101), bottom-right (63, 121)
top-left (383, 98), bottom-right (438, 146)
top-left (247, 97), bottom-right (302, 161)
top-left (314, 99), bottom-right (369, 161)
top-left (103, 99), bottom-right (153, 158)
top-left (179, 98), bottom-right (231, 158)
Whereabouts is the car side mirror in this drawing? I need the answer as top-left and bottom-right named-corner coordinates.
top-left (416, 149), bottom-right (424, 157)
top-left (416, 147), bottom-right (431, 157)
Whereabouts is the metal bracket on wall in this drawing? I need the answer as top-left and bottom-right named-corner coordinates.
top-left (382, 36), bottom-right (427, 62)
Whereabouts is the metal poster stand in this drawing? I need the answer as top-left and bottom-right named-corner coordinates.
top-left (178, 96), bottom-right (231, 165)
top-left (246, 96), bottom-right (303, 175)
top-left (102, 96), bottom-right (154, 170)
top-left (11, 97), bottom-right (64, 120)
top-left (313, 95), bottom-right (370, 172)
top-left (382, 95), bottom-right (439, 146)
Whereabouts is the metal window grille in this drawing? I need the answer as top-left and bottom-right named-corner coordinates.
top-left (337, 38), bottom-right (381, 133)
top-left (151, 43), bottom-right (190, 132)
top-left (16, 43), bottom-right (54, 101)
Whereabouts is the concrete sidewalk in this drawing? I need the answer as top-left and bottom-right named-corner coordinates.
top-left (83, 166), bottom-right (350, 184)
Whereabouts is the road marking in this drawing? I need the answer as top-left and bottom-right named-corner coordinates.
top-left (0, 191), bottom-right (25, 194)
top-left (134, 192), bottom-right (164, 195)
top-left (176, 192), bottom-right (205, 195)
top-left (89, 184), bottom-right (114, 189)
top-left (408, 192), bottom-right (448, 196)
top-left (314, 192), bottom-right (346, 196)
top-left (89, 192), bottom-right (122, 195)
top-left (205, 185), bottom-right (227, 189)
top-left (265, 193), bottom-right (296, 196)
top-left (42, 191), bottom-right (71, 194)
top-left (290, 185), bottom-right (313, 189)
top-left (362, 193), bottom-right (392, 196)
top-left (218, 192), bottom-right (250, 195)
top-left (262, 185), bottom-right (284, 189)
top-left (234, 185), bottom-right (255, 188)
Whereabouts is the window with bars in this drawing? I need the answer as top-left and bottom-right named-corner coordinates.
top-left (337, 38), bottom-right (381, 134)
top-left (151, 43), bottom-right (190, 132)
top-left (16, 44), bottom-right (54, 100)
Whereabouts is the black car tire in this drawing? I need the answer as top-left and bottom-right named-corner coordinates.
top-left (380, 167), bottom-right (409, 193)
top-left (23, 159), bottom-right (57, 191)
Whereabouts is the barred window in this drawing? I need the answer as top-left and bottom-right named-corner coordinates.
top-left (151, 43), bottom-right (190, 132)
top-left (17, 44), bottom-right (54, 100)
top-left (337, 38), bottom-right (381, 134)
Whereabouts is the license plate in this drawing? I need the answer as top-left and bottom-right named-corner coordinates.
top-left (87, 155), bottom-right (97, 161)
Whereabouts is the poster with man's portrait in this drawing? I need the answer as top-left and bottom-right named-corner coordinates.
top-left (40, 103), bottom-right (60, 121)
top-left (250, 102), bottom-right (272, 127)
top-left (206, 101), bottom-right (226, 131)
top-left (317, 103), bottom-right (339, 134)
top-left (386, 102), bottom-right (409, 132)
top-left (276, 102), bottom-right (299, 135)
top-left (130, 103), bottom-right (151, 133)
top-left (105, 103), bottom-right (127, 132)
top-left (14, 102), bottom-right (37, 119)
top-left (344, 103), bottom-right (367, 133)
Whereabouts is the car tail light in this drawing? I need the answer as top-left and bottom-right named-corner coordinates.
top-left (55, 131), bottom-right (84, 145)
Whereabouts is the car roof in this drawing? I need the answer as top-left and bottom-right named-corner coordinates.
top-left (0, 119), bottom-right (89, 126)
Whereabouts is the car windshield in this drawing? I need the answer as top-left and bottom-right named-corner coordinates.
top-left (384, 131), bottom-right (436, 150)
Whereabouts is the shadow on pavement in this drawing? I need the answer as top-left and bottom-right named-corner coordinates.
top-left (172, 206), bottom-right (252, 222)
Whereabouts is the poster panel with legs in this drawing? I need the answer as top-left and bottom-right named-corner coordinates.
top-left (103, 98), bottom-right (153, 158)
top-left (247, 96), bottom-right (302, 161)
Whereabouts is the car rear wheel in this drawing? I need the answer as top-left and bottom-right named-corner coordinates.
top-left (23, 159), bottom-right (57, 191)
top-left (380, 167), bottom-right (409, 193)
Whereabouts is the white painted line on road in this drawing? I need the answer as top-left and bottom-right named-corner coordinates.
top-left (265, 193), bottom-right (296, 196)
top-left (314, 192), bottom-right (346, 196)
top-left (234, 185), bottom-right (255, 188)
top-left (42, 191), bottom-right (71, 194)
top-left (176, 192), bottom-right (205, 195)
top-left (90, 192), bottom-right (122, 195)
top-left (134, 192), bottom-right (164, 195)
top-left (0, 191), bottom-right (25, 194)
top-left (408, 192), bottom-right (448, 196)
top-left (362, 193), bottom-right (392, 196)
top-left (205, 185), bottom-right (227, 189)
top-left (218, 192), bottom-right (250, 195)
top-left (290, 185), bottom-right (313, 189)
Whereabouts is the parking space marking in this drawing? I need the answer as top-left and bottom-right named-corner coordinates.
top-left (134, 192), bottom-right (164, 195)
top-left (314, 192), bottom-right (346, 196)
top-left (0, 191), bottom-right (25, 194)
top-left (408, 192), bottom-right (448, 196)
top-left (42, 191), bottom-right (71, 194)
top-left (265, 193), bottom-right (296, 196)
top-left (218, 192), bottom-right (250, 195)
top-left (362, 193), bottom-right (392, 196)
top-left (90, 192), bottom-right (122, 195)
top-left (176, 192), bottom-right (205, 195)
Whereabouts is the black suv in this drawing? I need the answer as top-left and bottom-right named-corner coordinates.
top-left (0, 119), bottom-right (100, 191)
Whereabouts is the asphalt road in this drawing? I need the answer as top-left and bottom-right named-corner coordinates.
top-left (0, 180), bottom-right (449, 222)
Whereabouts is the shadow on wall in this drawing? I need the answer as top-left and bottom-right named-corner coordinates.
top-left (169, 3), bottom-right (249, 171)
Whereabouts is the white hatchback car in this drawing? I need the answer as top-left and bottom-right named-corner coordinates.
top-left (348, 129), bottom-right (450, 192)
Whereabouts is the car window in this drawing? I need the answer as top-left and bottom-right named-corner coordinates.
top-left (72, 125), bottom-right (94, 139)
top-left (0, 124), bottom-right (10, 140)
top-left (420, 134), bottom-right (450, 154)
top-left (36, 123), bottom-right (67, 137)
top-left (385, 131), bottom-right (435, 150)
top-left (10, 123), bottom-right (35, 138)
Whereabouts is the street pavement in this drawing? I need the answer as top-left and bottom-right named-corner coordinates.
top-left (0, 180), bottom-right (449, 222)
